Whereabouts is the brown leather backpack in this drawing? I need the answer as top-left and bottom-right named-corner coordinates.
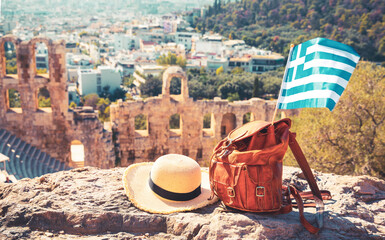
top-left (209, 118), bottom-right (331, 234)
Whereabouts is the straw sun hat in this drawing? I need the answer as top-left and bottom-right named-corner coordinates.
top-left (122, 154), bottom-right (218, 214)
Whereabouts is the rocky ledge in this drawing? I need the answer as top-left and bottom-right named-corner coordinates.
top-left (0, 166), bottom-right (384, 239)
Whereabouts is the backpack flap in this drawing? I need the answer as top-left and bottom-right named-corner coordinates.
top-left (223, 118), bottom-right (292, 165)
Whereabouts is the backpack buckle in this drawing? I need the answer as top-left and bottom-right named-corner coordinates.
top-left (224, 138), bottom-right (233, 148)
top-left (256, 186), bottom-right (265, 197)
top-left (227, 187), bottom-right (235, 197)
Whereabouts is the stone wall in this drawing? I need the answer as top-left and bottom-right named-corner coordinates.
top-left (110, 66), bottom-right (282, 166)
top-left (0, 35), bottom-right (114, 169)
top-left (0, 166), bottom-right (383, 239)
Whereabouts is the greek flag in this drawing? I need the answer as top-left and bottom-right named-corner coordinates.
top-left (277, 38), bottom-right (360, 111)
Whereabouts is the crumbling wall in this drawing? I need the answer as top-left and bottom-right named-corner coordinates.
top-left (110, 66), bottom-right (280, 166)
top-left (0, 35), bottom-right (114, 168)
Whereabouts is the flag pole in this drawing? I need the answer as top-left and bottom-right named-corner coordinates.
top-left (271, 44), bottom-right (295, 125)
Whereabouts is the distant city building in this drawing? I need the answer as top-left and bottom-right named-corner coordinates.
top-left (65, 42), bottom-right (80, 54)
top-left (249, 54), bottom-right (285, 73)
top-left (77, 66), bottom-right (122, 96)
top-left (116, 61), bottom-right (135, 77)
top-left (68, 82), bottom-right (80, 105)
top-left (114, 34), bottom-right (139, 51)
top-left (193, 34), bottom-right (224, 55)
top-left (228, 53), bottom-right (284, 73)
top-left (175, 32), bottom-right (200, 51)
top-left (35, 43), bottom-right (49, 71)
top-left (207, 58), bottom-right (228, 71)
top-left (0, 21), bottom-right (16, 34)
top-left (66, 53), bottom-right (93, 70)
top-left (89, 44), bottom-right (100, 63)
top-left (140, 40), bottom-right (158, 52)
top-left (137, 29), bottom-right (165, 45)
top-left (134, 64), bottom-right (166, 77)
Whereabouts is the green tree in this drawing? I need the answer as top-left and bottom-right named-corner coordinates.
top-left (38, 87), bottom-right (51, 107)
top-left (157, 52), bottom-right (186, 68)
top-left (123, 76), bottom-right (135, 88)
top-left (231, 67), bottom-right (244, 74)
top-left (97, 98), bottom-right (111, 122)
top-left (285, 63), bottom-right (385, 178)
top-left (139, 75), bottom-right (162, 98)
top-left (38, 96), bottom-right (51, 107)
top-left (84, 93), bottom-right (99, 109)
top-left (110, 87), bottom-right (127, 102)
top-left (8, 89), bottom-right (21, 108)
top-left (203, 113), bottom-right (211, 128)
top-left (170, 77), bottom-right (181, 95)
top-left (169, 114), bottom-right (180, 129)
top-left (252, 76), bottom-right (262, 98)
top-left (135, 114), bottom-right (147, 130)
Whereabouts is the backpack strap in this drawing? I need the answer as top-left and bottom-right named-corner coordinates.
top-left (288, 132), bottom-right (325, 234)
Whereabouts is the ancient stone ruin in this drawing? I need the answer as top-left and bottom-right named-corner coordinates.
top-left (0, 35), bottom-right (114, 176)
top-left (0, 35), bottom-right (292, 175)
top-left (110, 66), bottom-right (279, 166)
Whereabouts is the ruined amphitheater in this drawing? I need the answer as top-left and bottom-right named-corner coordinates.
top-left (0, 35), bottom-right (286, 179)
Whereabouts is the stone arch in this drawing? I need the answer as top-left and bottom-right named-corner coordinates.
top-left (162, 66), bottom-right (188, 101)
top-left (221, 113), bottom-right (236, 138)
top-left (70, 140), bottom-right (85, 168)
top-left (0, 35), bottom-right (21, 78)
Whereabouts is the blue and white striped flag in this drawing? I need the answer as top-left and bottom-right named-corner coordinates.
top-left (277, 37), bottom-right (360, 111)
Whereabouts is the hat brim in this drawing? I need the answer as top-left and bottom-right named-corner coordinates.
top-left (122, 162), bottom-right (218, 214)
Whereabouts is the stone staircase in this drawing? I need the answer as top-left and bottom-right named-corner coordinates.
top-left (0, 129), bottom-right (71, 180)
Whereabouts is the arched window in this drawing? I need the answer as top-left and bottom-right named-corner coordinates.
top-left (169, 113), bottom-right (180, 129)
top-left (203, 113), bottom-right (214, 137)
top-left (37, 86), bottom-right (52, 111)
top-left (243, 112), bottom-right (255, 124)
top-left (70, 140), bottom-right (84, 168)
top-left (134, 114), bottom-right (148, 137)
top-left (4, 41), bottom-right (17, 76)
top-left (35, 42), bottom-right (49, 75)
top-left (7, 88), bottom-right (22, 113)
top-left (169, 113), bottom-right (181, 137)
top-left (170, 77), bottom-right (181, 95)
top-left (221, 113), bottom-right (236, 137)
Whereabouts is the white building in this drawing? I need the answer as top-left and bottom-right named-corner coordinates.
top-left (193, 34), bottom-right (224, 55)
top-left (68, 82), bottom-right (80, 105)
top-left (77, 66), bottom-right (122, 96)
top-left (116, 61), bottom-right (135, 77)
top-left (66, 53), bottom-right (93, 70)
top-left (89, 44), bottom-right (100, 63)
top-left (35, 43), bottom-right (49, 72)
top-left (134, 64), bottom-right (165, 77)
top-left (114, 33), bottom-right (139, 51)
top-left (175, 32), bottom-right (200, 51)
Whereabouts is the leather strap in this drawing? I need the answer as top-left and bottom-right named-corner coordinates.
top-left (288, 132), bottom-right (325, 233)
top-left (299, 190), bottom-right (332, 200)
top-left (289, 185), bottom-right (321, 234)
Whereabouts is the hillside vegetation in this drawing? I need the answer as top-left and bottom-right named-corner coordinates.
top-left (194, 0), bottom-right (385, 61)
